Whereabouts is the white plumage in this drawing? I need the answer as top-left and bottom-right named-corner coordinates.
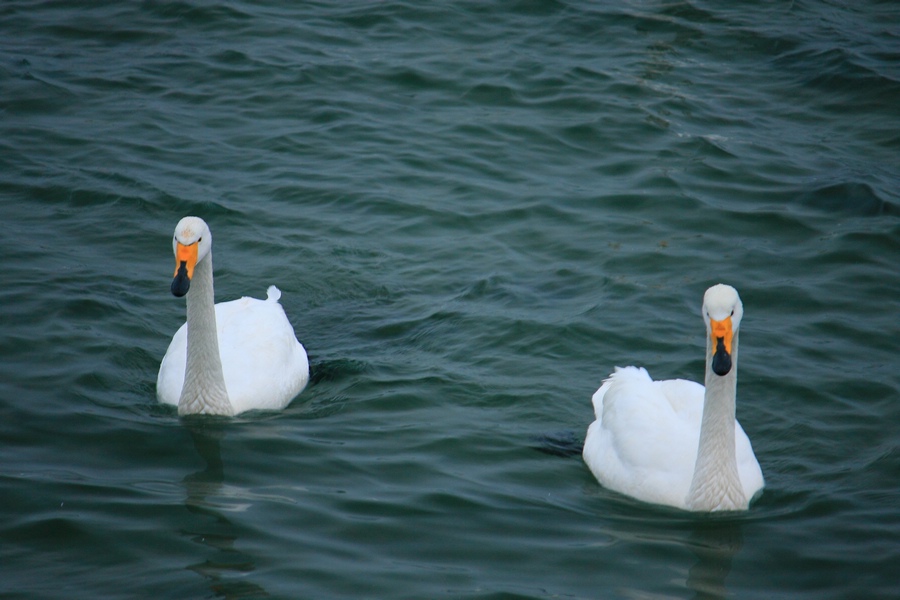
top-left (583, 285), bottom-right (764, 511)
top-left (156, 217), bottom-right (309, 416)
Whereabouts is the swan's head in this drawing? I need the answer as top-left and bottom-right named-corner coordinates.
top-left (171, 216), bottom-right (212, 297)
top-left (702, 284), bottom-right (743, 377)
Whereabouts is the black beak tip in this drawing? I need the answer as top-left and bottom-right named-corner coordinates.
top-left (171, 263), bottom-right (191, 297)
top-left (712, 353), bottom-right (732, 376)
top-left (711, 337), bottom-right (732, 376)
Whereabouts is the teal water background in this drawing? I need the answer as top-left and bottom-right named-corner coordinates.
top-left (2, 1), bottom-right (899, 598)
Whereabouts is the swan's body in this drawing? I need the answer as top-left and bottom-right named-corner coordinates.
top-left (157, 217), bottom-right (309, 416)
top-left (583, 284), bottom-right (764, 512)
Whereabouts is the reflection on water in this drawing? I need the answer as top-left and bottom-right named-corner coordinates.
top-left (181, 421), bottom-right (269, 599)
top-left (595, 489), bottom-right (748, 599)
top-left (685, 519), bottom-right (744, 600)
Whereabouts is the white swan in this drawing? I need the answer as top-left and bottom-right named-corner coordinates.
top-left (583, 284), bottom-right (764, 512)
top-left (156, 216), bottom-right (309, 416)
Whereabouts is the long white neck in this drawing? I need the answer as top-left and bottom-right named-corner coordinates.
top-left (686, 331), bottom-right (746, 511)
top-left (178, 252), bottom-right (233, 416)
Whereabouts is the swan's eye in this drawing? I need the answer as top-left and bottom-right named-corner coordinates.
top-left (730, 310), bottom-right (734, 316)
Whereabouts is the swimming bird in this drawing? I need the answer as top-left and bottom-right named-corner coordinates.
top-left (582, 284), bottom-right (764, 511)
top-left (156, 216), bottom-right (309, 416)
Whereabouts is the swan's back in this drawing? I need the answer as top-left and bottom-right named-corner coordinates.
top-left (583, 366), bottom-right (761, 509)
top-left (157, 285), bottom-right (309, 414)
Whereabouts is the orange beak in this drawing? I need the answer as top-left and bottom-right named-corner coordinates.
top-left (174, 241), bottom-right (199, 280)
top-left (709, 316), bottom-right (733, 354)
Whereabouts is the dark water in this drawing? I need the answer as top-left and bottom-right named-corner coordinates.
top-left (2, 1), bottom-right (899, 598)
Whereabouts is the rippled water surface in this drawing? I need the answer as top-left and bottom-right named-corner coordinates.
top-left (2, 1), bottom-right (899, 598)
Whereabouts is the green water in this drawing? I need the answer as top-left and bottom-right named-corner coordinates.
top-left (2, 1), bottom-right (899, 598)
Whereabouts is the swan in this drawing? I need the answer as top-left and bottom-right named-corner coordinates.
top-left (582, 284), bottom-right (764, 511)
top-left (156, 216), bottom-right (309, 416)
